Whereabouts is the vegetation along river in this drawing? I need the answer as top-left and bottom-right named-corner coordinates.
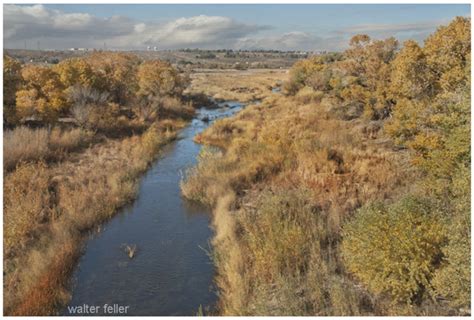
top-left (64, 101), bottom-right (244, 316)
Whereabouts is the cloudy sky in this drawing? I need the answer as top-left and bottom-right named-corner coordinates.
top-left (4, 4), bottom-right (470, 51)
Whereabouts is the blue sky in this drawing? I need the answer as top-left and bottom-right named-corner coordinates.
top-left (4, 4), bottom-right (471, 51)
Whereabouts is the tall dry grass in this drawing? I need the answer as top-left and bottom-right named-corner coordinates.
top-left (4, 126), bottom-right (93, 171)
top-left (3, 119), bottom-right (184, 315)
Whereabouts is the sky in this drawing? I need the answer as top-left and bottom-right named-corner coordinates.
top-left (4, 4), bottom-right (471, 51)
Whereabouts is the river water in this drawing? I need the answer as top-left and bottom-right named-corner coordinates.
top-left (64, 101), bottom-right (243, 316)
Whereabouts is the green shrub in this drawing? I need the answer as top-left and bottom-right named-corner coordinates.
top-left (432, 165), bottom-right (470, 308)
top-left (341, 197), bottom-right (446, 303)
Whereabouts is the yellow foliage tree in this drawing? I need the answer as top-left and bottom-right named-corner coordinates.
top-left (54, 58), bottom-right (104, 91)
top-left (390, 40), bottom-right (436, 101)
top-left (341, 35), bottom-right (398, 119)
top-left (87, 52), bottom-right (141, 104)
top-left (424, 17), bottom-right (471, 93)
top-left (3, 55), bottom-right (22, 125)
top-left (16, 65), bottom-right (67, 123)
top-left (137, 60), bottom-right (186, 99)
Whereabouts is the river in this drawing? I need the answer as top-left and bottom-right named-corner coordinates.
top-left (64, 101), bottom-right (244, 316)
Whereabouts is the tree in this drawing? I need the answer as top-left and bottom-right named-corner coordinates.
top-left (137, 60), bottom-right (187, 99)
top-left (342, 36), bottom-right (398, 119)
top-left (387, 18), bottom-right (470, 165)
top-left (87, 52), bottom-right (141, 105)
top-left (16, 65), bottom-right (67, 123)
top-left (3, 55), bottom-right (22, 125)
top-left (424, 17), bottom-right (471, 93)
top-left (390, 40), bottom-right (436, 101)
top-left (68, 84), bottom-right (110, 128)
top-left (54, 58), bottom-right (104, 92)
top-left (284, 57), bottom-right (327, 94)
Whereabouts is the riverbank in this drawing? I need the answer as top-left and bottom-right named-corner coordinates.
top-left (4, 118), bottom-right (185, 315)
top-left (180, 70), bottom-right (415, 315)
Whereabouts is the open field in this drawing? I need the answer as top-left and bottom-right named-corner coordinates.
top-left (189, 69), bottom-right (287, 102)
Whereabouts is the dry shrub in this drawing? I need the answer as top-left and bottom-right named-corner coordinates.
top-left (238, 189), bottom-right (317, 280)
top-left (4, 163), bottom-right (52, 258)
top-left (181, 139), bottom-right (283, 206)
top-left (295, 86), bottom-right (324, 104)
top-left (160, 96), bottom-right (195, 119)
top-left (210, 188), bottom-right (374, 316)
top-left (4, 127), bottom-right (49, 171)
top-left (211, 193), bottom-right (250, 315)
top-left (342, 198), bottom-right (446, 304)
top-left (49, 127), bottom-right (92, 152)
top-left (4, 126), bottom-right (93, 171)
top-left (11, 230), bottom-right (80, 316)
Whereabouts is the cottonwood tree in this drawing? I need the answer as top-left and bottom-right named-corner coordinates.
top-left (3, 55), bottom-right (22, 125)
top-left (16, 65), bottom-right (67, 123)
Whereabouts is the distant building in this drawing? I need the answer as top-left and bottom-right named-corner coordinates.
top-left (69, 48), bottom-right (90, 51)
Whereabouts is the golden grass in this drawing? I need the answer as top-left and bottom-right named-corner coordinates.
top-left (4, 126), bottom-right (93, 171)
top-left (3, 119), bottom-right (185, 315)
top-left (189, 69), bottom-right (287, 102)
top-left (181, 79), bottom-right (414, 315)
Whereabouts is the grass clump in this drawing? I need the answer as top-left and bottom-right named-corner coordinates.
top-left (4, 126), bottom-right (93, 171)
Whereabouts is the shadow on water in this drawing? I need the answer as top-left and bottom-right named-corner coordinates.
top-left (63, 101), bottom-right (244, 316)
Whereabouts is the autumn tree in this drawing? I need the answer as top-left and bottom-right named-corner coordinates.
top-left (54, 58), bottom-right (106, 95)
top-left (134, 60), bottom-right (188, 122)
top-left (3, 55), bottom-right (22, 125)
top-left (387, 18), bottom-right (470, 162)
top-left (87, 52), bottom-right (141, 105)
top-left (284, 56), bottom-right (327, 94)
top-left (424, 16), bottom-right (471, 93)
top-left (137, 60), bottom-right (187, 99)
top-left (16, 65), bottom-right (67, 123)
top-left (347, 17), bottom-right (471, 310)
top-left (342, 35), bottom-right (398, 119)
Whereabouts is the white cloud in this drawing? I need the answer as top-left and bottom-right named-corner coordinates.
top-left (4, 5), bottom-right (137, 49)
top-left (236, 32), bottom-right (316, 50)
top-left (136, 15), bottom-right (270, 49)
top-left (4, 5), bottom-right (270, 50)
